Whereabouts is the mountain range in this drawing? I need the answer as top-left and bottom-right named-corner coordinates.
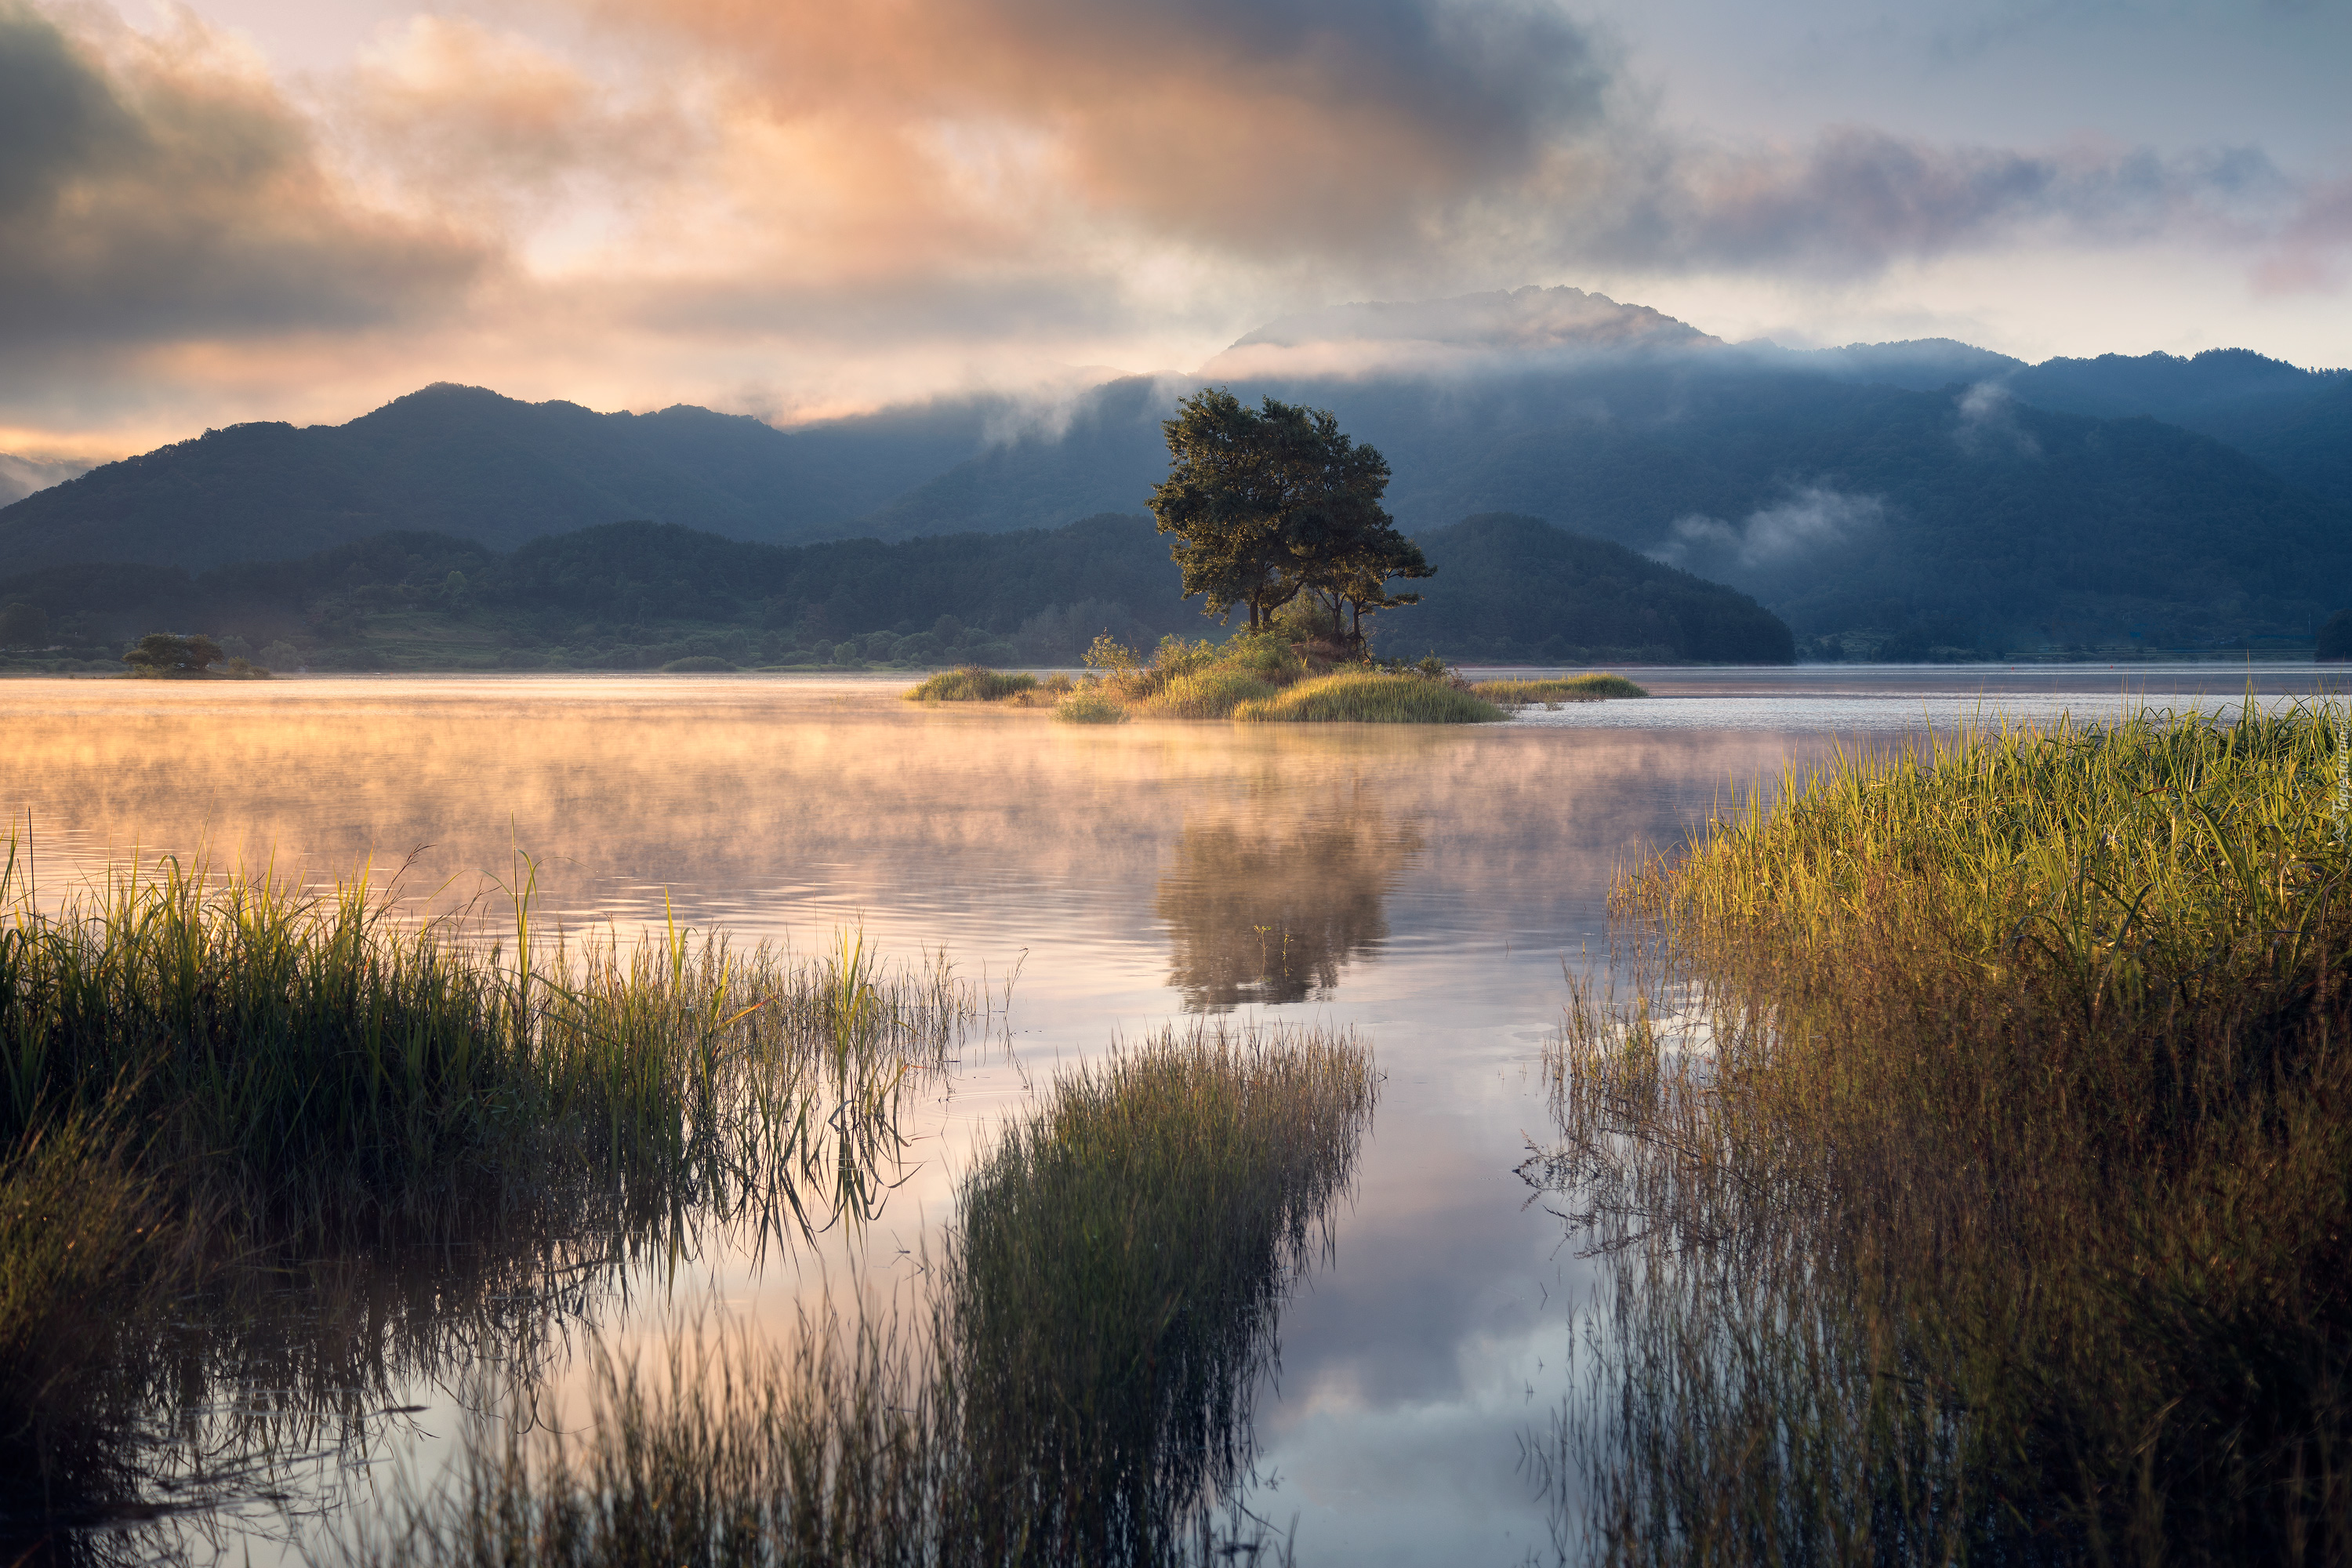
top-left (3, 285), bottom-right (2347, 657)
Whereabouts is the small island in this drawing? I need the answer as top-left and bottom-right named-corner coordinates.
top-left (120, 632), bottom-right (271, 679)
top-left (909, 391), bottom-right (1651, 724)
top-left (908, 624), bottom-right (1650, 724)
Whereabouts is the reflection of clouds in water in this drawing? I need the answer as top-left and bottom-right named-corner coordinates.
top-left (1155, 794), bottom-right (1424, 1011)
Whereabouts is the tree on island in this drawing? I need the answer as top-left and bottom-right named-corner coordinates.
top-left (1147, 388), bottom-right (1431, 649)
top-left (122, 633), bottom-right (223, 675)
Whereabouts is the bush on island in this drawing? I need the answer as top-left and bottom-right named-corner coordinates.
top-left (1053, 687), bottom-right (1127, 724)
top-left (1233, 672), bottom-right (1505, 724)
top-left (906, 667), bottom-right (1040, 702)
top-left (1472, 673), bottom-right (1650, 705)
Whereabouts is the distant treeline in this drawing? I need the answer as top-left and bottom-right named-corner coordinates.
top-left (0, 513), bottom-right (1793, 671)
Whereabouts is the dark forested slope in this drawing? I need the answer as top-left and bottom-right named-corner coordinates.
top-left (0, 514), bottom-right (1788, 670)
top-left (1407, 514), bottom-right (1795, 663)
top-left (2003, 348), bottom-right (2352, 508)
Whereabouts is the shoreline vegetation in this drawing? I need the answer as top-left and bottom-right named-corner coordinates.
top-left (1526, 704), bottom-right (2352, 1563)
top-left (906, 611), bottom-right (1646, 724)
top-left (1470, 673), bottom-right (1650, 706)
top-left (0, 845), bottom-right (978, 1543)
top-left (358, 1022), bottom-right (1376, 1568)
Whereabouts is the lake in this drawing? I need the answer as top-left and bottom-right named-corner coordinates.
top-left (2, 662), bottom-right (2339, 1566)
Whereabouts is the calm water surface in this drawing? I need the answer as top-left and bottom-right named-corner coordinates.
top-left (1, 663), bottom-right (2337, 1565)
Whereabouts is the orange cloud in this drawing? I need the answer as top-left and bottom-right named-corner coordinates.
top-left (0, 0), bottom-right (487, 353)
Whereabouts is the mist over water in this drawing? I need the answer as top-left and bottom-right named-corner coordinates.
top-left (1, 663), bottom-right (2339, 1566)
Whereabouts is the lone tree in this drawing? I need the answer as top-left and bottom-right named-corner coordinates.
top-left (1147, 388), bottom-right (1431, 648)
top-left (122, 633), bottom-right (223, 675)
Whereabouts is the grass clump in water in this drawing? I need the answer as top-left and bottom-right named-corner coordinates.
top-left (1232, 671), bottom-right (1504, 724)
top-left (0, 844), bottom-right (977, 1537)
top-left (361, 1022), bottom-right (1377, 1568)
top-left (1472, 673), bottom-right (1647, 705)
top-left (906, 667), bottom-right (1040, 703)
top-left (945, 1024), bottom-right (1374, 1559)
top-left (0, 851), bottom-right (966, 1227)
top-left (1527, 705), bottom-right (2352, 1565)
top-left (1053, 685), bottom-right (1129, 724)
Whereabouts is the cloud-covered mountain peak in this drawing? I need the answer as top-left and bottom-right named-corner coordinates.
top-left (1223, 285), bottom-right (1722, 371)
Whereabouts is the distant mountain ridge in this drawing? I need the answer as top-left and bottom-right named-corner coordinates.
top-left (0, 383), bottom-right (1006, 572)
top-left (4, 286), bottom-right (2348, 657)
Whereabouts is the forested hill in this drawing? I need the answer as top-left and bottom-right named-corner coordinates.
top-left (2002, 349), bottom-right (2352, 510)
top-left (0, 383), bottom-right (1004, 572)
top-left (3, 287), bottom-right (2347, 659)
top-left (0, 514), bottom-right (1790, 671)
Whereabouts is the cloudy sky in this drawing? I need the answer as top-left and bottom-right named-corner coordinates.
top-left (2, 0), bottom-right (2345, 456)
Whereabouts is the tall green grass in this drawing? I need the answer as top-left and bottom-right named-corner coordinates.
top-left (1052, 686), bottom-right (1129, 724)
top-left (1472, 673), bottom-right (1647, 705)
top-left (906, 668), bottom-right (1039, 703)
top-left (944, 1025), bottom-right (1374, 1559)
top-left (360, 1022), bottom-right (1377, 1568)
top-left (0, 852), bottom-right (968, 1228)
top-left (0, 844), bottom-right (978, 1540)
top-left (1528, 705), bottom-right (2352, 1564)
top-left (1129, 668), bottom-right (1280, 719)
top-left (1232, 672), bottom-right (1504, 724)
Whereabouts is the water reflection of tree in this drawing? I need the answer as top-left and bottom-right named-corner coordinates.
top-left (1156, 798), bottom-right (1424, 1011)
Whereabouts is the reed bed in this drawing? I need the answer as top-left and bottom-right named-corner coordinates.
top-left (361, 1022), bottom-right (1377, 1568)
top-left (1472, 673), bottom-right (1648, 705)
top-left (1527, 704), bottom-right (2352, 1565)
top-left (0, 852), bottom-right (971, 1229)
top-left (1232, 671), bottom-right (1504, 724)
top-left (905, 668), bottom-right (1038, 703)
top-left (0, 845), bottom-right (979, 1542)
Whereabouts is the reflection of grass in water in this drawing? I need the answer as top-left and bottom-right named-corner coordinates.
top-left (1472, 673), bottom-right (1647, 705)
top-left (906, 667), bottom-right (1040, 702)
top-left (0, 844), bottom-right (976, 1548)
top-left (1232, 672), bottom-right (1503, 724)
top-left (367, 1022), bottom-right (1377, 1567)
top-left (1526, 707), bottom-right (2352, 1564)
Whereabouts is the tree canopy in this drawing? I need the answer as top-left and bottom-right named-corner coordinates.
top-left (122, 632), bottom-right (222, 674)
top-left (1146, 390), bottom-right (1430, 644)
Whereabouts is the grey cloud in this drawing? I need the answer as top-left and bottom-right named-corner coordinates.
top-left (626, 0), bottom-right (2333, 286)
top-left (1561, 126), bottom-right (2302, 280)
top-left (0, 1), bottom-right (488, 353)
